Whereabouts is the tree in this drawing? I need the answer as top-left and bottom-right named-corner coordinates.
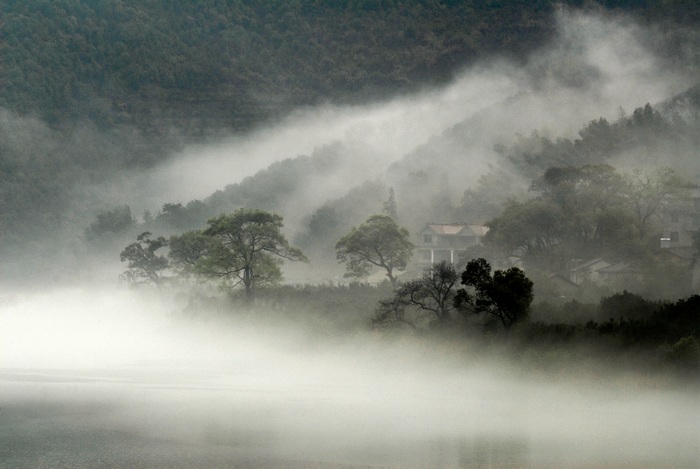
top-left (119, 232), bottom-right (169, 286)
top-left (383, 187), bottom-right (398, 219)
top-left (373, 261), bottom-right (460, 331)
top-left (197, 209), bottom-right (307, 297)
top-left (168, 230), bottom-right (212, 278)
top-left (533, 165), bottom-right (627, 249)
top-left (86, 205), bottom-right (135, 240)
top-left (454, 258), bottom-right (533, 330)
top-left (485, 199), bottom-right (563, 257)
top-left (623, 168), bottom-right (686, 240)
top-left (155, 200), bottom-right (209, 230)
top-left (336, 214), bottom-right (413, 287)
top-left (485, 164), bottom-right (648, 268)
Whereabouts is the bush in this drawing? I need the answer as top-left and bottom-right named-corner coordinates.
top-left (599, 290), bottom-right (658, 321)
top-left (662, 335), bottom-right (700, 370)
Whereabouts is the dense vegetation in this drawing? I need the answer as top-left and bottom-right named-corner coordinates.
top-left (2, 0), bottom-right (699, 260)
top-left (106, 97), bottom-right (700, 291)
top-left (165, 272), bottom-right (700, 375)
top-left (115, 204), bottom-right (699, 375)
top-left (2, 1), bottom-right (699, 374)
top-left (2, 0), bottom-right (699, 131)
top-left (2, 0), bottom-right (550, 130)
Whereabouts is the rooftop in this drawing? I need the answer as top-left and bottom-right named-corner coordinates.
top-left (420, 223), bottom-right (489, 236)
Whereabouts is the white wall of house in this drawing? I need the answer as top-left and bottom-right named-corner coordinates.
top-left (414, 224), bottom-right (487, 267)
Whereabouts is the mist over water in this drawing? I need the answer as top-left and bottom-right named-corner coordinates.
top-left (2, 9), bottom-right (700, 468)
top-left (1, 287), bottom-right (698, 467)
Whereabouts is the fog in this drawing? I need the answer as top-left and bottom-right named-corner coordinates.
top-left (110, 9), bottom-right (695, 224)
top-left (2, 287), bottom-right (698, 467)
top-left (2, 7), bottom-right (700, 468)
top-left (3, 8), bottom-right (694, 276)
top-left (119, 69), bottom-right (519, 215)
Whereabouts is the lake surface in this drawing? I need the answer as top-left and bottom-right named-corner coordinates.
top-left (1, 288), bottom-right (699, 467)
top-left (2, 360), bottom-right (698, 468)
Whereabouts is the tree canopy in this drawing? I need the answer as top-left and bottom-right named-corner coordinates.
top-left (168, 230), bottom-right (212, 279)
top-left (4, 1), bottom-right (695, 130)
top-left (0, 0), bottom-right (562, 129)
top-left (484, 165), bottom-right (688, 270)
top-left (336, 214), bottom-right (413, 287)
top-left (454, 258), bottom-right (534, 330)
top-left (119, 231), bottom-right (169, 286)
top-left (195, 209), bottom-right (307, 296)
top-left (86, 205), bottom-right (135, 240)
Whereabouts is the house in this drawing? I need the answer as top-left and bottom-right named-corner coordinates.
top-left (567, 258), bottom-right (612, 285)
top-left (595, 261), bottom-right (643, 288)
top-left (661, 187), bottom-right (700, 248)
top-left (566, 257), bottom-right (645, 287)
top-left (652, 247), bottom-right (700, 291)
top-left (547, 273), bottom-right (580, 298)
top-left (415, 223), bottom-right (489, 267)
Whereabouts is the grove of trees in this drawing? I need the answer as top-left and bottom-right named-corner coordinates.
top-left (122, 209), bottom-right (307, 297)
top-left (491, 164), bottom-right (691, 300)
top-left (372, 259), bottom-right (534, 332)
top-left (482, 164), bottom-right (689, 277)
top-left (4, 1), bottom-right (698, 374)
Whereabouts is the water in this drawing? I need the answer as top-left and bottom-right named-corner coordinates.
top-left (1, 287), bottom-right (699, 467)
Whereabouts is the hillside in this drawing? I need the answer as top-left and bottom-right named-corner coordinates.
top-left (1, 1), bottom-right (699, 284)
top-left (2, 0), bottom-right (698, 133)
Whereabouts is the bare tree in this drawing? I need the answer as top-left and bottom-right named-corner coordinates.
top-left (372, 261), bottom-right (459, 330)
top-left (624, 168), bottom-right (686, 240)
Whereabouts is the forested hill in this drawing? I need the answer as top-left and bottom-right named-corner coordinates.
top-left (2, 0), bottom-right (697, 133)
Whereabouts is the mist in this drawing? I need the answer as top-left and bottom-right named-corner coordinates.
top-left (3, 8), bottom-right (694, 269)
top-left (2, 287), bottom-right (698, 467)
top-left (115, 8), bottom-right (695, 224)
top-left (2, 6), bottom-right (700, 468)
top-left (115, 69), bottom-right (518, 215)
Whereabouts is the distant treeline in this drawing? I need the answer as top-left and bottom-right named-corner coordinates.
top-left (511, 292), bottom-right (700, 373)
top-left (2, 0), bottom-right (698, 132)
top-left (185, 282), bottom-right (700, 373)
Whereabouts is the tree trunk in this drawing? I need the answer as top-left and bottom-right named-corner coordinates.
top-left (387, 268), bottom-right (397, 288)
top-left (244, 266), bottom-right (253, 298)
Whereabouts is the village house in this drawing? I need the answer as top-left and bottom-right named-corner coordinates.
top-left (559, 187), bottom-right (700, 291)
top-left (566, 258), bottom-right (644, 288)
top-left (415, 223), bottom-right (489, 268)
top-left (567, 258), bottom-right (612, 285)
top-left (660, 187), bottom-right (700, 249)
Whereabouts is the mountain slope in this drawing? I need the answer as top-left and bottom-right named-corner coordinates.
top-left (3, 0), bottom-right (696, 132)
